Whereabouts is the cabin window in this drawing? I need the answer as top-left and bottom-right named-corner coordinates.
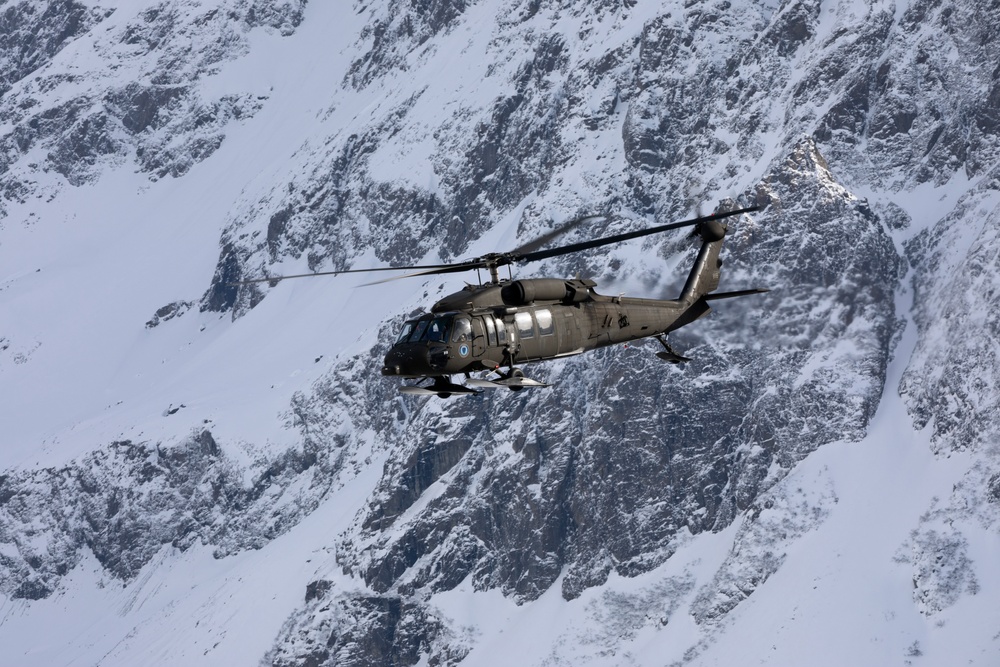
top-left (495, 317), bottom-right (507, 345)
top-left (451, 317), bottom-right (472, 343)
top-left (515, 311), bottom-right (535, 339)
top-left (535, 309), bottom-right (554, 336)
top-left (483, 316), bottom-right (497, 346)
top-left (396, 321), bottom-right (415, 343)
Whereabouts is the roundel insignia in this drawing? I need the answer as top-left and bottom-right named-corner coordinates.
top-left (459, 344), bottom-right (470, 357)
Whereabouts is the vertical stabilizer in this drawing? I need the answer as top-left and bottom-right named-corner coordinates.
top-left (679, 220), bottom-right (727, 304)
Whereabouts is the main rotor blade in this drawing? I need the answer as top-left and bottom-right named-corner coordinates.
top-left (232, 205), bottom-right (759, 287)
top-left (358, 260), bottom-right (487, 286)
top-left (515, 206), bottom-right (759, 264)
top-left (508, 214), bottom-right (606, 257)
top-left (350, 214), bottom-right (606, 286)
top-left (230, 262), bottom-right (465, 286)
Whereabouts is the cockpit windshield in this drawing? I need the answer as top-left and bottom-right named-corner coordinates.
top-left (409, 320), bottom-right (429, 342)
top-left (395, 321), bottom-right (416, 343)
top-left (425, 317), bottom-right (451, 342)
top-left (396, 316), bottom-right (453, 344)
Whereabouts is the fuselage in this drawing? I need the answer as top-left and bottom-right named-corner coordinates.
top-left (381, 278), bottom-right (712, 378)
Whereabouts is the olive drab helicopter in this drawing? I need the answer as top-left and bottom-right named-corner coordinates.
top-left (237, 205), bottom-right (767, 398)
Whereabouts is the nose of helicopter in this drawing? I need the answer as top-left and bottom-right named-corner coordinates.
top-left (382, 343), bottom-right (431, 377)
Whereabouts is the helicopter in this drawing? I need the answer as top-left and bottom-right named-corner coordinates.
top-left (237, 204), bottom-right (767, 398)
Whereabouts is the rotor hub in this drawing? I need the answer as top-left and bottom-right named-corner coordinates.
top-left (697, 220), bottom-right (727, 242)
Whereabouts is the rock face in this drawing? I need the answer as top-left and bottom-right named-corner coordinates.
top-left (258, 139), bottom-right (898, 667)
top-left (0, 0), bottom-right (303, 206)
top-left (0, 429), bottom-right (347, 601)
top-left (0, 0), bottom-right (113, 98)
top-left (1, 0), bottom-right (999, 665)
top-left (900, 173), bottom-right (1000, 450)
top-left (267, 591), bottom-right (470, 667)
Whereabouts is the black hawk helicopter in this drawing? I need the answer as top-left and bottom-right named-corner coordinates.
top-left (238, 205), bottom-right (766, 397)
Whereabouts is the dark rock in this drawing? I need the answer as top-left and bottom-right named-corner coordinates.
top-left (304, 579), bottom-right (333, 602)
top-left (347, 0), bottom-right (470, 88)
top-left (267, 206), bottom-right (293, 260)
top-left (104, 83), bottom-right (187, 134)
top-left (362, 437), bottom-right (474, 531)
top-left (268, 594), bottom-right (469, 667)
top-left (201, 242), bottom-right (249, 314)
top-left (761, 0), bottom-right (819, 57)
top-left (989, 474), bottom-right (1000, 503)
top-left (12, 578), bottom-right (52, 600)
top-left (243, 0), bottom-right (306, 34)
top-left (47, 111), bottom-right (124, 185)
top-left (145, 300), bottom-right (193, 328)
top-left (0, 0), bottom-right (113, 97)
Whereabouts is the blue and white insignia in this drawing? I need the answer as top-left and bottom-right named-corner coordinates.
top-left (459, 344), bottom-right (470, 357)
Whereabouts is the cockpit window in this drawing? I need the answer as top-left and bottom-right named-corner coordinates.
top-left (426, 317), bottom-right (451, 343)
top-left (451, 317), bottom-right (472, 343)
top-left (399, 317), bottom-right (452, 344)
top-left (408, 320), bottom-right (429, 342)
top-left (396, 321), bottom-right (416, 343)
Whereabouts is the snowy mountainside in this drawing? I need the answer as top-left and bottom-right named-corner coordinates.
top-left (1, 0), bottom-right (999, 665)
top-left (0, 0), bottom-right (304, 199)
top-left (901, 172), bottom-right (1000, 450)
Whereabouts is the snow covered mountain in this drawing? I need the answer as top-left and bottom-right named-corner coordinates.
top-left (1, 0), bottom-right (998, 665)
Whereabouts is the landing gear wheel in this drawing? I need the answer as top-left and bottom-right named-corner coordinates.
top-left (508, 368), bottom-right (524, 392)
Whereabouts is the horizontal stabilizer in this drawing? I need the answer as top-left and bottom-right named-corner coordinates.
top-left (703, 288), bottom-right (770, 301)
top-left (656, 350), bottom-right (691, 364)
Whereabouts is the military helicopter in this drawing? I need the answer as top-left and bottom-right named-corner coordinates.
top-left (238, 204), bottom-right (766, 397)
